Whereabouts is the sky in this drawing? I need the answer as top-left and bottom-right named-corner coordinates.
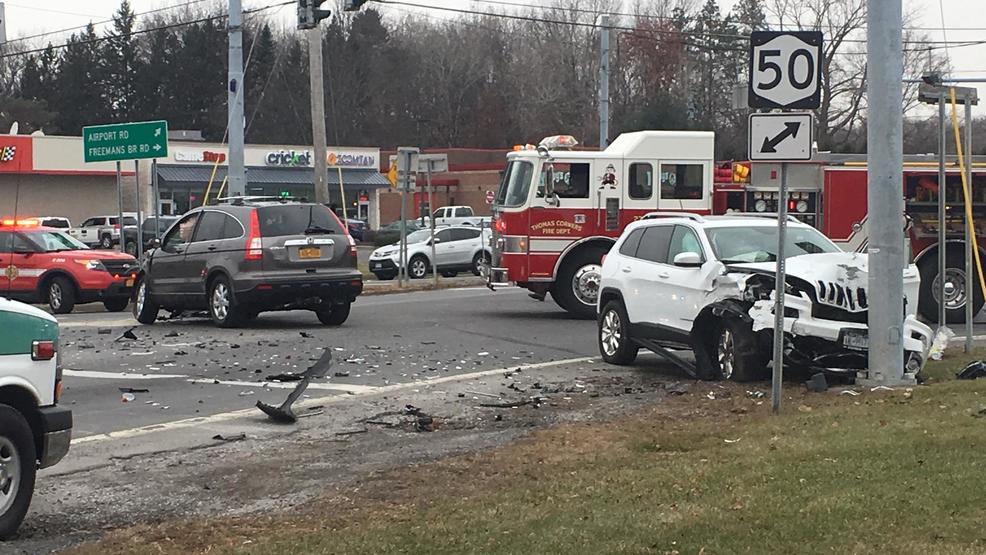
top-left (1, 0), bottom-right (984, 114)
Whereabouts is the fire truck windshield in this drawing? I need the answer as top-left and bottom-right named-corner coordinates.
top-left (706, 225), bottom-right (840, 264)
top-left (22, 230), bottom-right (90, 252)
top-left (496, 159), bottom-right (535, 207)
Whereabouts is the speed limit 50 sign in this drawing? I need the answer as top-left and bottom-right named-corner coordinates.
top-left (748, 31), bottom-right (823, 110)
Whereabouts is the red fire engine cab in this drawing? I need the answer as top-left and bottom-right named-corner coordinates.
top-left (713, 154), bottom-right (986, 323)
top-left (487, 131), bottom-right (715, 318)
top-left (1, 218), bottom-right (138, 314)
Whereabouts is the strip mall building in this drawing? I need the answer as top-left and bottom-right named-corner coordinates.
top-left (0, 132), bottom-right (508, 229)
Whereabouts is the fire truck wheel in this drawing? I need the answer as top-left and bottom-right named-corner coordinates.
top-left (918, 252), bottom-right (985, 324)
top-left (553, 247), bottom-right (607, 319)
top-left (598, 300), bottom-right (638, 365)
top-left (46, 276), bottom-right (76, 314)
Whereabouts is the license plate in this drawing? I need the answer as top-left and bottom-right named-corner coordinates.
top-left (299, 247), bottom-right (321, 259)
top-left (372, 262), bottom-right (382, 269)
top-left (843, 331), bottom-right (868, 350)
top-left (126, 278), bottom-right (134, 287)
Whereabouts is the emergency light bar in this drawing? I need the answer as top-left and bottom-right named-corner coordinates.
top-left (0, 218), bottom-right (40, 227)
top-left (538, 135), bottom-right (579, 150)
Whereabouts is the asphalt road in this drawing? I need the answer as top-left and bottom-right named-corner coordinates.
top-left (56, 286), bottom-right (596, 441)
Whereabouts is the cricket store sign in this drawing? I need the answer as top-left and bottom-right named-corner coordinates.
top-left (266, 150), bottom-right (313, 167)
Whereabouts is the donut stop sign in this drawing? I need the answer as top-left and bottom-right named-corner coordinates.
top-left (748, 31), bottom-right (823, 110)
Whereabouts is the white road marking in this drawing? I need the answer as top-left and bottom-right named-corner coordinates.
top-left (187, 378), bottom-right (378, 393)
top-left (71, 356), bottom-right (597, 446)
top-left (59, 318), bottom-right (135, 329)
top-left (64, 369), bottom-right (188, 380)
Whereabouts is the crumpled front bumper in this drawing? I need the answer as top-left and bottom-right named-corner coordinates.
top-left (750, 293), bottom-right (934, 374)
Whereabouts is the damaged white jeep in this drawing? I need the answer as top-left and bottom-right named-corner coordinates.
top-left (596, 213), bottom-right (933, 381)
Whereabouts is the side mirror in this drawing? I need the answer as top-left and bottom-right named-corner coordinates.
top-left (431, 237), bottom-right (442, 245)
top-left (673, 252), bottom-right (703, 268)
top-left (544, 163), bottom-right (559, 206)
top-left (150, 238), bottom-right (161, 249)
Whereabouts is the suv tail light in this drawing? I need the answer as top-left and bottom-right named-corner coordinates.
top-left (245, 209), bottom-right (263, 260)
top-left (347, 234), bottom-right (358, 268)
top-left (32, 340), bottom-right (56, 361)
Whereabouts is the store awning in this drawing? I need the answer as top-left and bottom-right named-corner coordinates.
top-left (156, 165), bottom-right (391, 188)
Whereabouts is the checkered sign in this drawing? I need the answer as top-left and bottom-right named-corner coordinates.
top-left (0, 146), bottom-right (16, 162)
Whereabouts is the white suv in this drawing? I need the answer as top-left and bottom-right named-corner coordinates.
top-left (369, 225), bottom-right (492, 280)
top-left (597, 213), bottom-right (933, 381)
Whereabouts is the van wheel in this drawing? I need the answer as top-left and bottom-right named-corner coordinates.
top-left (47, 277), bottom-right (76, 314)
top-left (0, 404), bottom-right (37, 540)
top-left (209, 276), bottom-right (243, 328)
top-left (552, 247), bottom-right (607, 319)
top-left (317, 302), bottom-right (351, 326)
top-left (715, 318), bottom-right (767, 382)
top-left (598, 300), bottom-right (638, 365)
top-left (133, 277), bottom-right (160, 324)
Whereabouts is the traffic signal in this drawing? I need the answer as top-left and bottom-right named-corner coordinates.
top-left (343, 0), bottom-right (370, 11)
top-left (297, 0), bottom-right (331, 30)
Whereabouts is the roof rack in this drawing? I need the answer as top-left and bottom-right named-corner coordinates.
top-left (641, 212), bottom-right (705, 223)
top-left (719, 213), bottom-right (801, 223)
top-left (215, 195), bottom-right (309, 205)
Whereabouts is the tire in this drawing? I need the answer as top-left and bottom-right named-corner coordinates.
top-left (46, 276), bottom-right (76, 314)
top-left (714, 318), bottom-right (767, 382)
top-left (103, 297), bottom-right (129, 312)
top-left (0, 404), bottom-right (37, 540)
top-left (552, 246), bottom-right (607, 319)
top-left (918, 251), bottom-right (985, 324)
top-left (208, 276), bottom-right (243, 328)
top-left (317, 302), bottom-right (351, 326)
top-left (472, 251), bottom-right (490, 276)
top-left (132, 277), bottom-right (160, 324)
top-left (124, 241), bottom-right (137, 256)
top-left (408, 255), bottom-right (429, 280)
top-left (99, 234), bottom-right (113, 249)
top-left (441, 270), bottom-right (458, 278)
top-left (598, 300), bottom-right (638, 365)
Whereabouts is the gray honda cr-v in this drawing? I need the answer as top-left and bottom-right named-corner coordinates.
top-left (132, 198), bottom-right (362, 327)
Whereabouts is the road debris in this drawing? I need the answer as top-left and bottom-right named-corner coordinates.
top-left (663, 382), bottom-right (691, 396)
top-left (300, 332), bottom-right (314, 338)
top-left (724, 438), bottom-right (741, 444)
top-left (746, 390), bottom-right (766, 399)
top-left (805, 373), bottom-right (828, 393)
top-left (266, 373), bottom-right (303, 382)
top-left (957, 360), bottom-right (986, 380)
top-left (335, 429), bottom-right (368, 436)
top-left (211, 433), bottom-right (246, 442)
top-left (257, 349), bottom-right (334, 424)
top-left (116, 327), bottom-right (138, 341)
top-left (839, 389), bottom-right (861, 396)
top-left (479, 400), bottom-right (532, 409)
top-left (334, 370), bottom-right (351, 377)
top-left (465, 391), bottom-right (500, 399)
top-left (870, 385), bottom-right (895, 392)
top-left (121, 393), bottom-right (136, 403)
top-left (97, 328), bottom-right (112, 335)
top-left (118, 387), bottom-right (149, 394)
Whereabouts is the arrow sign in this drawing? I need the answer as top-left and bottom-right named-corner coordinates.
top-left (760, 122), bottom-right (801, 153)
top-left (749, 112), bottom-right (813, 161)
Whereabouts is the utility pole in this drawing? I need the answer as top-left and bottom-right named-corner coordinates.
top-left (864, 0), bottom-right (908, 385)
top-left (597, 14), bottom-right (610, 149)
top-left (308, 26), bottom-right (329, 204)
top-left (227, 0), bottom-right (246, 197)
top-left (0, 3), bottom-right (7, 45)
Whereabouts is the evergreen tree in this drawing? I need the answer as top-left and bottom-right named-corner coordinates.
top-left (103, 1), bottom-right (141, 121)
top-left (245, 23), bottom-right (277, 143)
top-left (54, 24), bottom-right (110, 133)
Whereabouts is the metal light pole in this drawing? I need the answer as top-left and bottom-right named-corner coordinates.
top-left (771, 165), bottom-right (788, 413)
top-left (227, 0), bottom-right (246, 197)
top-left (598, 14), bottom-right (611, 149)
top-left (939, 93), bottom-right (947, 331)
top-left (964, 97), bottom-right (974, 352)
top-left (309, 26), bottom-right (329, 204)
top-left (864, 0), bottom-right (908, 385)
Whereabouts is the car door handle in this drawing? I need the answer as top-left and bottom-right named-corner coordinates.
top-left (621, 267), bottom-right (632, 273)
top-left (658, 272), bottom-right (670, 279)
top-left (207, 246), bottom-right (218, 251)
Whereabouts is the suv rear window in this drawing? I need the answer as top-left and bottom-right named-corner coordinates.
top-left (257, 205), bottom-right (345, 237)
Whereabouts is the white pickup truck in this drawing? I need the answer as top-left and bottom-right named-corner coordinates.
top-left (0, 297), bottom-right (72, 538)
top-left (431, 206), bottom-right (490, 227)
top-left (68, 214), bottom-right (137, 249)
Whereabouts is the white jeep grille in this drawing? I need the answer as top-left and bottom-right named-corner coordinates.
top-left (816, 281), bottom-right (868, 312)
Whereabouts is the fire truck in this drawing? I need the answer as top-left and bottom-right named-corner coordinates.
top-left (487, 132), bottom-right (715, 318)
top-left (714, 154), bottom-right (986, 323)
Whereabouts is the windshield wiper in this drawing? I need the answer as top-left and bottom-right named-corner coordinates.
top-left (304, 225), bottom-right (335, 235)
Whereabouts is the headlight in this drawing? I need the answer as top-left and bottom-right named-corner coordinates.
top-left (74, 259), bottom-right (106, 271)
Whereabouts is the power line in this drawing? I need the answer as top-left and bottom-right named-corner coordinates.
top-left (1, 0), bottom-right (213, 47)
top-left (0, 2), bottom-right (294, 60)
top-left (379, 0), bottom-right (986, 48)
top-left (2, 2), bottom-right (107, 19)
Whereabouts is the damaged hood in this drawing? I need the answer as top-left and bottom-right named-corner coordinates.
top-left (727, 252), bottom-right (870, 286)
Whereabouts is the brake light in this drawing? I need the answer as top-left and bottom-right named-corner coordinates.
top-left (32, 340), bottom-right (56, 361)
top-left (114, 224), bottom-right (121, 230)
top-left (245, 209), bottom-right (263, 260)
top-left (347, 234), bottom-right (358, 267)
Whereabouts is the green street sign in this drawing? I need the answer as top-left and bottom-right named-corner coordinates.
top-left (82, 120), bottom-right (169, 163)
